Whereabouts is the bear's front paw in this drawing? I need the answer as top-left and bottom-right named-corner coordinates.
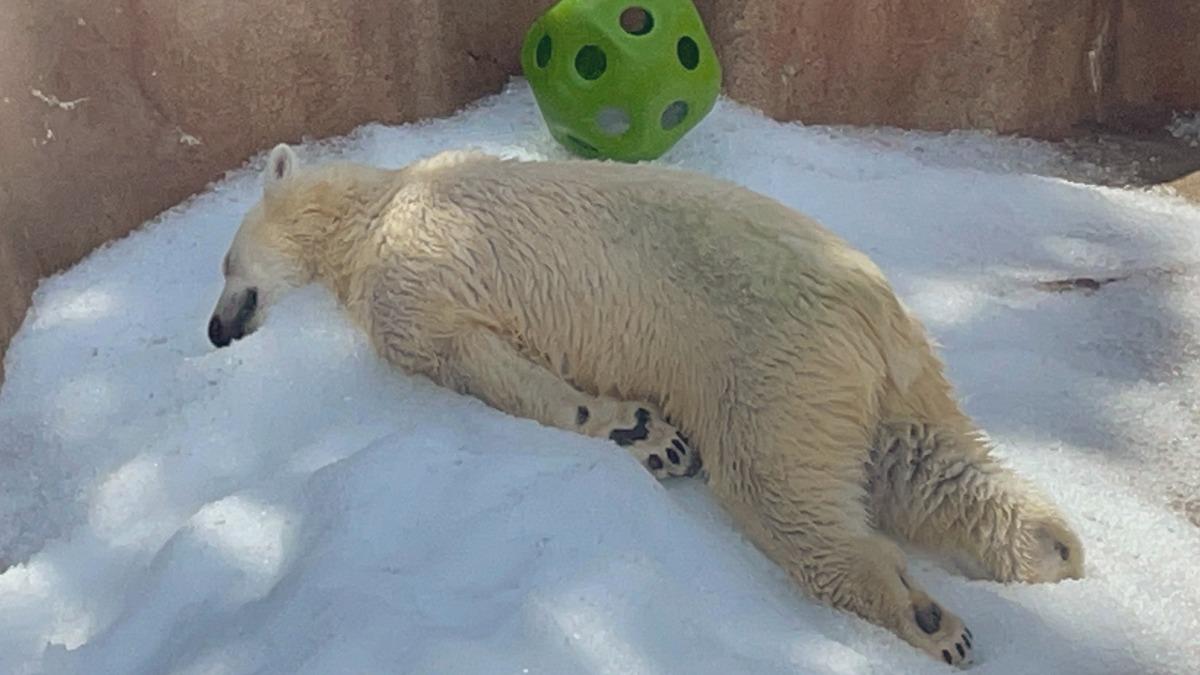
top-left (600, 403), bottom-right (701, 479)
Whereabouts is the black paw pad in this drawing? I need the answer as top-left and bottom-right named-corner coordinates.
top-left (609, 408), bottom-right (652, 447)
top-left (962, 632), bottom-right (971, 648)
top-left (647, 454), bottom-right (664, 471)
top-left (576, 406), bottom-right (590, 425)
top-left (956, 643), bottom-right (965, 658)
top-left (914, 603), bottom-right (942, 635)
top-left (671, 438), bottom-right (687, 455)
top-left (667, 448), bottom-right (681, 464)
top-left (942, 650), bottom-right (952, 665)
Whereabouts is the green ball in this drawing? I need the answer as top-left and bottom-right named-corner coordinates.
top-left (520, 0), bottom-right (722, 162)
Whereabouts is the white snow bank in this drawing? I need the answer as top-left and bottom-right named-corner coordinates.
top-left (2, 80), bottom-right (1200, 675)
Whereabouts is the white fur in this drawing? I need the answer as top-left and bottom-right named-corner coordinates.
top-left (209, 147), bottom-right (1086, 666)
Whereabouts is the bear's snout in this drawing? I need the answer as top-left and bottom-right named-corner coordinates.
top-left (208, 315), bottom-right (233, 348)
top-left (208, 314), bottom-right (246, 348)
top-left (208, 287), bottom-right (258, 348)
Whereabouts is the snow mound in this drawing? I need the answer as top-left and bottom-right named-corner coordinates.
top-left (2, 80), bottom-right (1200, 674)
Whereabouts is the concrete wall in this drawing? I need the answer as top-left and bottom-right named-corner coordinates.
top-left (1109, 0), bottom-right (1200, 129)
top-left (2, 0), bottom-right (1197, 383)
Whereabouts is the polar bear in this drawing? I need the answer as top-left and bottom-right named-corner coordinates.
top-left (208, 144), bottom-right (1084, 666)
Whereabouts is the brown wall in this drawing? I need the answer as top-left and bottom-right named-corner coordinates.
top-left (703, 0), bottom-right (1195, 135)
top-left (1108, 0), bottom-right (1200, 129)
top-left (714, 0), bottom-right (1130, 134)
top-left (2, 0), bottom-right (1197, 384)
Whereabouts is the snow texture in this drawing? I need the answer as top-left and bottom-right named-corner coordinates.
top-left (2, 80), bottom-right (1200, 675)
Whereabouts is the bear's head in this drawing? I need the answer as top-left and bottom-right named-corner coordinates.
top-left (208, 143), bottom-right (315, 348)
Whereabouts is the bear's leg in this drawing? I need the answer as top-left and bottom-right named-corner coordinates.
top-left (707, 380), bottom-right (974, 666)
top-left (869, 421), bottom-right (1084, 583)
top-left (439, 327), bottom-right (700, 478)
top-left (719, 479), bottom-right (975, 667)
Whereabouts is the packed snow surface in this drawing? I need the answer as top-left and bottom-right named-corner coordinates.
top-left (3, 81), bottom-right (1200, 675)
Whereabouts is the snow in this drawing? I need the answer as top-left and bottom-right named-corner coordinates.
top-left (3, 79), bottom-right (1200, 674)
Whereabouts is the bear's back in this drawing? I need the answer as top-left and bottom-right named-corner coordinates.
top-left (401, 152), bottom-right (876, 292)
top-left (389, 152), bottom-right (917, 382)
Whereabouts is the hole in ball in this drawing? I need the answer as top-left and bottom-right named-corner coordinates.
top-left (575, 45), bottom-right (607, 80)
top-left (620, 7), bottom-right (654, 35)
top-left (596, 107), bottom-right (632, 136)
top-left (677, 36), bottom-right (700, 70)
top-left (660, 100), bottom-right (689, 130)
top-left (535, 34), bottom-right (552, 68)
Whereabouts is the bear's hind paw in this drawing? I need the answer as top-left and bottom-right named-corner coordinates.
top-left (907, 601), bottom-right (975, 669)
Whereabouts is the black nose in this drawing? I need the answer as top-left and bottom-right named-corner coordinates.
top-left (208, 315), bottom-right (231, 348)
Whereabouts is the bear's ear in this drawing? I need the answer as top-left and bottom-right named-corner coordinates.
top-left (264, 143), bottom-right (298, 186)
